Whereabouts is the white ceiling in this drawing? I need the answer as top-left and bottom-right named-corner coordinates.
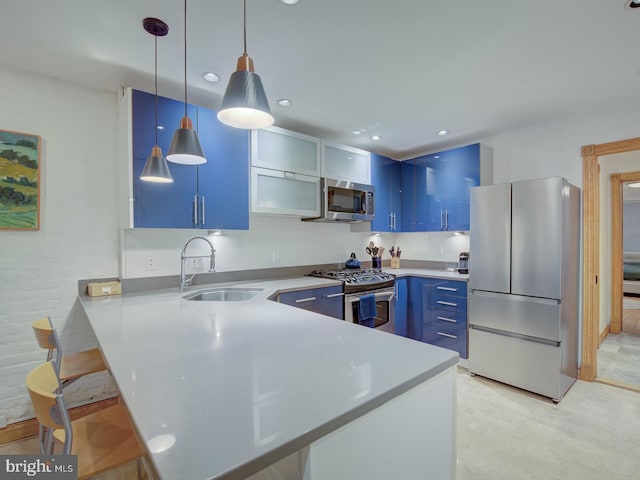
top-left (2, 1), bottom-right (639, 159)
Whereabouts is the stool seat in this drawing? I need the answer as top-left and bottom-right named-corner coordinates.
top-left (26, 361), bottom-right (145, 480)
top-left (32, 316), bottom-right (107, 382)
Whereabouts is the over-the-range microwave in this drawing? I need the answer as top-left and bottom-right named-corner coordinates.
top-left (303, 178), bottom-right (375, 223)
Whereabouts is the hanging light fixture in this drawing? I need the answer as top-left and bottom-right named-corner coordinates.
top-left (217, 0), bottom-right (274, 129)
top-left (166, 0), bottom-right (206, 165)
top-left (140, 18), bottom-right (174, 183)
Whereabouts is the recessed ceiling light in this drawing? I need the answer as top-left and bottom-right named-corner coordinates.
top-left (371, 135), bottom-right (381, 140)
top-left (628, 182), bottom-right (640, 188)
top-left (625, 1), bottom-right (640, 9)
top-left (437, 130), bottom-right (449, 136)
top-left (202, 72), bottom-right (220, 82)
top-left (352, 130), bottom-right (361, 135)
top-left (277, 98), bottom-right (292, 107)
top-left (157, 125), bottom-right (165, 130)
top-left (281, 0), bottom-right (300, 4)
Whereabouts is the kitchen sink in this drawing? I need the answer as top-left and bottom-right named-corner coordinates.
top-left (183, 287), bottom-right (264, 302)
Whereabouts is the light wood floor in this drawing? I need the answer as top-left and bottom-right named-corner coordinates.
top-left (622, 308), bottom-right (640, 335)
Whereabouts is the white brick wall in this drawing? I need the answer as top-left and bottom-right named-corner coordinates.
top-left (0, 68), bottom-right (120, 424)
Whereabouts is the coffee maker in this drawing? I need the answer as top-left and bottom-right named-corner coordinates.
top-left (458, 252), bottom-right (469, 274)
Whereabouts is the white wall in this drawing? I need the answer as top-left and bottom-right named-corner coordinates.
top-left (624, 202), bottom-right (640, 252)
top-left (0, 67), bottom-right (121, 425)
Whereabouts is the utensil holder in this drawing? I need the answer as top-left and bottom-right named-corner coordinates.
top-left (372, 256), bottom-right (382, 269)
top-left (390, 257), bottom-right (400, 269)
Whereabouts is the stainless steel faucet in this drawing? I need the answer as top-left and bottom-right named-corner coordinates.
top-left (180, 235), bottom-right (216, 292)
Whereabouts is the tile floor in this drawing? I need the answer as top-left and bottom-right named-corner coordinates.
top-left (598, 330), bottom-right (640, 387)
top-left (2, 369), bottom-right (639, 480)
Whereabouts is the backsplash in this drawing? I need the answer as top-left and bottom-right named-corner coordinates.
top-left (121, 215), bottom-right (469, 279)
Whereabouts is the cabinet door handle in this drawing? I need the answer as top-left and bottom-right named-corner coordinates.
top-left (326, 293), bottom-right (344, 298)
top-left (437, 300), bottom-right (458, 307)
top-left (436, 286), bottom-right (458, 292)
top-left (437, 331), bottom-right (457, 339)
top-left (392, 212), bottom-right (397, 231)
top-left (437, 316), bottom-right (457, 323)
top-left (284, 171), bottom-right (296, 179)
top-left (295, 297), bottom-right (317, 303)
top-left (445, 209), bottom-right (449, 230)
top-left (193, 195), bottom-right (198, 225)
top-left (201, 196), bottom-right (206, 225)
top-left (389, 213), bottom-right (393, 231)
top-left (440, 209), bottom-right (444, 230)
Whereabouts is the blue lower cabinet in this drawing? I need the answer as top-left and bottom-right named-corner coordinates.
top-left (406, 277), bottom-right (433, 340)
top-left (394, 278), bottom-right (408, 336)
top-left (425, 279), bottom-right (468, 358)
top-left (277, 285), bottom-right (344, 320)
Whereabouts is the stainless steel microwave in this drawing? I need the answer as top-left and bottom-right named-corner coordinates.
top-left (303, 178), bottom-right (374, 222)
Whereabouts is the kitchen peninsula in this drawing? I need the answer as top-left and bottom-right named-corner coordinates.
top-left (79, 276), bottom-right (458, 480)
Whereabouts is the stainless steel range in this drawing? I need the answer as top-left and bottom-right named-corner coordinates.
top-left (308, 268), bottom-right (396, 333)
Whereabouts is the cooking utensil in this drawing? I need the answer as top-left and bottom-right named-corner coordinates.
top-left (366, 246), bottom-right (373, 255)
top-left (390, 246), bottom-right (395, 257)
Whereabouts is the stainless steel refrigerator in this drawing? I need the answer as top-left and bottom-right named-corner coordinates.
top-left (468, 177), bottom-right (580, 402)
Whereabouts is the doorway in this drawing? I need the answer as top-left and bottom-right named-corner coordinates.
top-left (597, 172), bottom-right (640, 391)
top-left (580, 137), bottom-right (640, 382)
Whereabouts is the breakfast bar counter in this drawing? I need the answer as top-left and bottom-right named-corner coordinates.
top-left (79, 277), bottom-right (458, 480)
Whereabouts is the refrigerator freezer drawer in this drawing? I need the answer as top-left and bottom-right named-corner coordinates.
top-left (469, 291), bottom-right (561, 341)
top-left (468, 328), bottom-right (566, 400)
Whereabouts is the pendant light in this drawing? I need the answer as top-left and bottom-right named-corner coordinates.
top-left (217, 0), bottom-right (274, 129)
top-left (166, 0), bottom-right (207, 165)
top-left (140, 18), bottom-right (174, 183)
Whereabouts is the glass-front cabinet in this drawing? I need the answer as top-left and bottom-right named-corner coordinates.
top-left (251, 168), bottom-right (321, 217)
top-left (251, 126), bottom-right (320, 176)
top-left (321, 141), bottom-right (371, 184)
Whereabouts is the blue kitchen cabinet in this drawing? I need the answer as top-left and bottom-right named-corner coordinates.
top-left (423, 279), bottom-right (468, 358)
top-left (131, 89), bottom-right (249, 229)
top-left (277, 285), bottom-right (344, 320)
top-left (401, 160), bottom-right (416, 232)
top-left (132, 90), bottom-right (198, 228)
top-left (394, 277), bottom-right (408, 337)
top-left (371, 153), bottom-right (402, 232)
top-left (406, 277), bottom-right (434, 340)
top-left (401, 144), bottom-right (486, 232)
top-left (196, 106), bottom-right (249, 230)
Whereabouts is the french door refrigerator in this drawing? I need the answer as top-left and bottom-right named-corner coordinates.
top-left (468, 177), bottom-right (580, 402)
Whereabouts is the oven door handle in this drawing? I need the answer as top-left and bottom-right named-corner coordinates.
top-left (345, 290), bottom-right (395, 304)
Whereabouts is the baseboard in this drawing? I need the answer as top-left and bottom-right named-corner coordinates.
top-left (599, 325), bottom-right (610, 346)
top-left (0, 396), bottom-right (119, 446)
top-left (595, 377), bottom-right (640, 394)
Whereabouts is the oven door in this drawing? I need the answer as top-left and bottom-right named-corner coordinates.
top-left (345, 288), bottom-right (396, 334)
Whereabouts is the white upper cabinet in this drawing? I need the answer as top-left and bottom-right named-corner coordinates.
top-left (321, 141), bottom-right (371, 184)
top-left (251, 167), bottom-right (321, 217)
top-left (251, 126), bottom-right (321, 177)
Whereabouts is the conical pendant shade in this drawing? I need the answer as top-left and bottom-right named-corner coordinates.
top-left (141, 145), bottom-right (173, 183)
top-left (166, 116), bottom-right (206, 165)
top-left (218, 61), bottom-right (274, 129)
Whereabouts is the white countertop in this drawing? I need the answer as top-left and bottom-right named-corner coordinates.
top-left (79, 274), bottom-right (458, 480)
top-left (384, 267), bottom-right (469, 281)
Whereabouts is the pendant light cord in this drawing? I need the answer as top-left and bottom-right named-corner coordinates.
top-left (154, 35), bottom-right (159, 146)
top-left (183, 0), bottom-right (188, 116)
top-left (243, 0), bottom-right (247, 55)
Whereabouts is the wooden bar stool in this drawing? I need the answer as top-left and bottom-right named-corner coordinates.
top-left (32, 316), bottom-right (107, 383)
top-left (25, 361), bottom-right (145, 480)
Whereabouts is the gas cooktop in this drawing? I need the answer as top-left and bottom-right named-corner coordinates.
top-left (308, 268), bottom-right (395, 293)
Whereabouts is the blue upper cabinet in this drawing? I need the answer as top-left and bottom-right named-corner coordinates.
top-left (131, 89), bottom-right (249, 230)
top-left (196, 107), bottom-right (249, 230)
top-left (403, 143), bottom-right (491, 232)
top-left (371, 153), bottom-right (401, 232)
top-left (132, 90), bottom-right (198, 228)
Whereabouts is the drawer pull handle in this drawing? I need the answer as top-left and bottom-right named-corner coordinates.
top-left (326, 293), bottom-right (345, 298)
top-left (437, 316), bottom-right (457, 323)
top-left (295, 297), bottom-right (317, 303)
top-left (437, 331), bottom-right (457, 339)
top-left (436, 286), bottom-right (458, 292)
top-left (437, 301), bottom-right (458, 307)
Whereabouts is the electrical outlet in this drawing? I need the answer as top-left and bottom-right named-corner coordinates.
top-left (190, 258), bottom-right (202, 268)
top-left (145, 257), bottom-right (155, 271)
top-left (272, 250), bottom-right (279, 263)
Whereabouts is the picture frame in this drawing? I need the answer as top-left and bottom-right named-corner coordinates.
top-left (0, 129), bottom-right (41, 230)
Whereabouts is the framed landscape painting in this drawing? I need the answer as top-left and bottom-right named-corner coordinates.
top-left (0, 129), bottom-right (41, 230)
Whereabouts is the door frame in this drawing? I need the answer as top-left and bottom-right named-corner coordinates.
top-left (581, 137), bottom-right (640, 381)
top-left (610, 171), bottom-right (640, 334)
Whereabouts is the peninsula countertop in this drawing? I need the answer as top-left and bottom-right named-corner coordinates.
top-left (79, 275), bottom-right (458, 480)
